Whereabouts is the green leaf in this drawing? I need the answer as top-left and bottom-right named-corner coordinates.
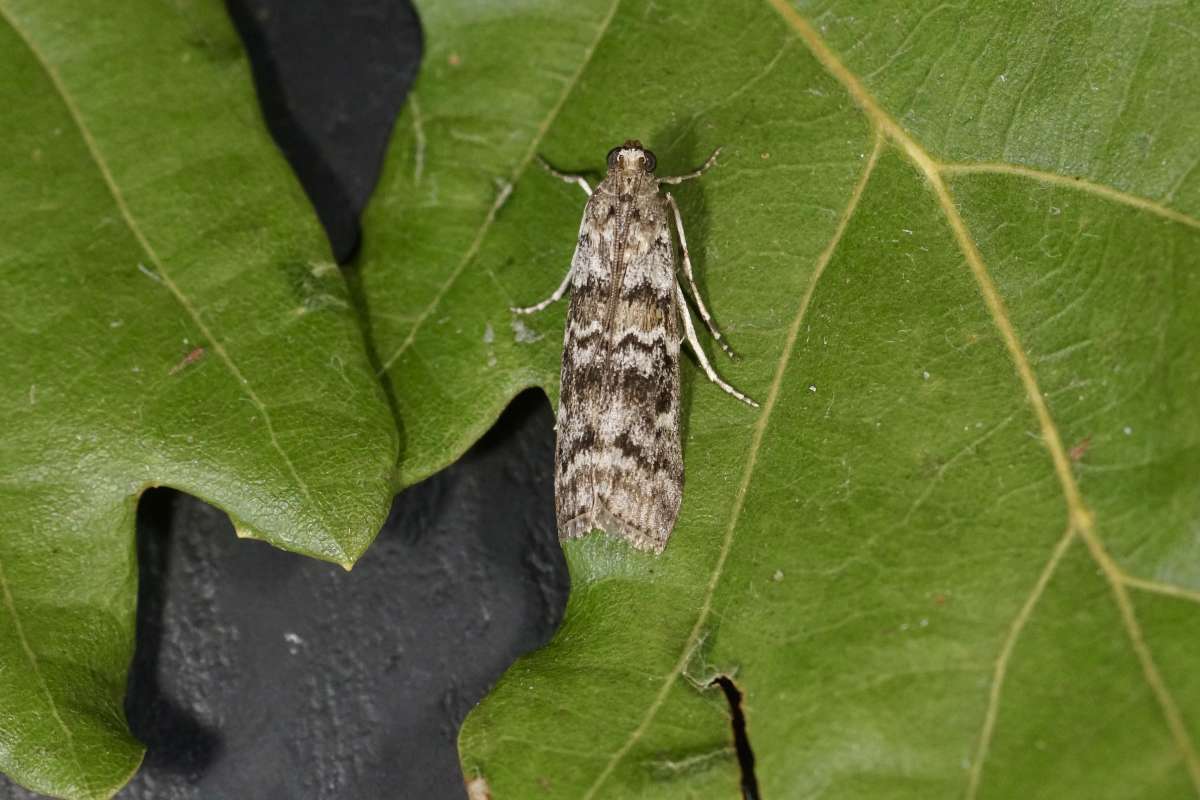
top-left (0, 1), bottom-right (397, 796)
top-left (362, 0), bottom-right (1200, 796)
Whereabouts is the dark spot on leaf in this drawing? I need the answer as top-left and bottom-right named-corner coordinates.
top-left (169, 347), bottom-right (207, 376)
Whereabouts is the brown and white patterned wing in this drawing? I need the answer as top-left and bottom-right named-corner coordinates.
top-left (555, 196), bottom-right (612, 540)
top-left (555, 192), bottom-right (683, 553)
top-left (592, 213), bottom-right (682, 553)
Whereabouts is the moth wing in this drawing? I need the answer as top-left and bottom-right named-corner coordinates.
top-left (555, 198), bottom-right (611, 539)
top-left (592, 218), bottom-right (682, 553)
top-left (556, 195), bottom-right (682, 553)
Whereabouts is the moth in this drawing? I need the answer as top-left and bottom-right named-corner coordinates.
top-left (513, 140), bottom-right (757, 553)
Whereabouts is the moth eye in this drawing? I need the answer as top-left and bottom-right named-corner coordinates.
top-left (643, 150), bottom-right (657, 172)
top-left (606, 146), bottom-right (621, 169)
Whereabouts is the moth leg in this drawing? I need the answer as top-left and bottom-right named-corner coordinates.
top-left (665, 192), bottom-right (735, 360)
top-left (537, 155), bottom-right (592, 196)
top-left (511, 263), bottom-right (574, 315)
top-left (658, 146), bottom-right (721, 185)
top-left (675, 284), bottom-right (759, 408)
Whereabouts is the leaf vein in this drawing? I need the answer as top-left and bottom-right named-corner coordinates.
top-left (410, 91), bottom-right (426, 185)
top-left (941, 162), bottom-right (1200, 231)
top-left (579, 130), bottom-right (886, 799)
top-left (0, 558), bottom-right (93, 797)
top-left (965, 527), bottom-right (1076, 799)
top-left (1124, 575), bottom-right (1200, 607)
top-left (862, 2), bottom-right (963, 83)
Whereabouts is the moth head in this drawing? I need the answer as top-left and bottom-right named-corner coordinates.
top-left (606, 140), bottom-right (657, 174)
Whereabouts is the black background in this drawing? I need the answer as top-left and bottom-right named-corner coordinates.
top-left (1, 2), bottom-right (572, 798)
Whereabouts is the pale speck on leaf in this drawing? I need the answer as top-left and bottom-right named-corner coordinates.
top-left (511, 317), bottom-right (543, 344)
